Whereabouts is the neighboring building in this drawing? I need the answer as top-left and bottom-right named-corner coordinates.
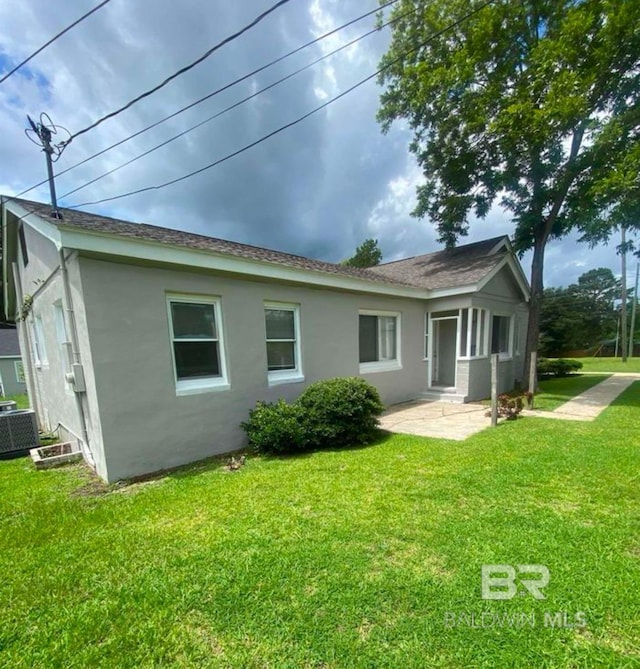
top-left (1, 197), bottom-right (529, 482)
top-left (0, 327), bottom-right (26, 397)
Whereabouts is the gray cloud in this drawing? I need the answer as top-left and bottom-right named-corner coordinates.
top-left (0, 0), bottom-right (635, 290)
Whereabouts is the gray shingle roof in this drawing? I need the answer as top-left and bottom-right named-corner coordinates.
top-left (0, 328), bottom-right (20, 356)
top-left (12, 199), bottom-right (417, 288)
top-left (9, 198), bottom-right (511, 292)
top-left (368, 236), bottom-right (509, 290)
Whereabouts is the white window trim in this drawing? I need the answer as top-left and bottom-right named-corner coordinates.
top-left (423, 311), bottom-right (429, 361)
top-left (14, 360), bottom-right (25, 383)
top-left (166, 294), bottom-right (230, 396)
top-left (491, 312), bottom-right (514, 361)
top-left (53, 301), bottom-right (73, 395)
top-left (33, 315), bottom-right (48, 368)
top-left (359, 309), bottom-right (402, 374)
top-left (264, 301), bottom-right (304, 386)
top-left (458, 308), bottom-right (490, 361)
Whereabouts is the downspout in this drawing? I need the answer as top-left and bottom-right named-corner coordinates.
top-left (59, 248), bottom-right (95, 468)
top-left (11, 262), bottom-right (40, 418)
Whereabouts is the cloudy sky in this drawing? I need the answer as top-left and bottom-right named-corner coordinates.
top-left (0, 0), bottom-right (634, 288)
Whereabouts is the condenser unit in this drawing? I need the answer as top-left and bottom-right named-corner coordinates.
top-left (0, 410), bottom-right (39, 455)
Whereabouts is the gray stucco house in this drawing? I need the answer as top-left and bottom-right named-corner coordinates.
top-left (2, 197), bottom-right (529, 482)
top-left (0, 327), bottom-right (26, 397)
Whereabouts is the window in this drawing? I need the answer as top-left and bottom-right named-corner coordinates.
top-left (167, 296), bottom-right (228, 394)
top-left (359, 311), bottom-right (401, 373)
top-left (424, 312), bottom-right (429, 359)
top-left (460, 309), bottom-right (469, 356)
top-left (33, 316), bottom-right (48, 366)
top-left (18, 224), bottom-right (28, 266)
top-left (459, 308), bottom-right (489, 359)
top-left (491, 315), bottom-right (512, 357)
top-left (265, 303), bottom-right (303, 385)
top-left (14, 361), bottom-right (25, 383)
top-left (53, 302), bottom-right (72, 391)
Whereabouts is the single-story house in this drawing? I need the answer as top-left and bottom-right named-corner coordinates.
top-left (0, 327), bottom-right (26, 396)
top-left (1, 197), bottom-right (529, 482)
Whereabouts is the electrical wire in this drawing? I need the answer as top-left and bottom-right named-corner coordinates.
top-left (59, 6), bottom-right (415, 200)
top-left (63, 0), bottom-right (294, 145)
top-left (0, 0), bottom-right (112, 85)
top-left (68, 0), bottom-right (498, 209)
top-left (16, 0), bottom-right (400, 199)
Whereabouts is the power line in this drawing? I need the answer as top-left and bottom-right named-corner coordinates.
top-left (59, 6), bottom-right (415, 200)
top-left (17, 0), bottom-right (400, 199)
top-left (0, 0), bottom-right (112, 85)
top-left (63, 0), bottom-right (294, 145)
top-left (68, 0), bottom-right (497, 210)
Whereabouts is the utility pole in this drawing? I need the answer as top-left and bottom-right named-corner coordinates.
top-left (25, 113), bottom-right (68, 219)
top-left (620, 225), bottom-right (628, 362)
top-left (630, 262), bottom-right (639, 359)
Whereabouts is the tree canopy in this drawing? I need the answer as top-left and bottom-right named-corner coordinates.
top-left (342, 238), bottom-right (383, 268)
top-left (540, 268), bottom-right (623, 355)
top-left (377, 0), bottom-right (640, 372)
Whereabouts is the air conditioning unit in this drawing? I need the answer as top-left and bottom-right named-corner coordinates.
top-left (0, 410), bottom-right (39, 455)
top-left (0, 401), bottom-right (17, 413)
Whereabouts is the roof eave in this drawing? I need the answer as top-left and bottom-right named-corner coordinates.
top-left (57, 224), bottom-right (433, 299)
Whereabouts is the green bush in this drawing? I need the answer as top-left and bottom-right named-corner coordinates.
top-left (298, 377), bottom-right (385, 448)
top-left (241, 399), bottom-right (308, 454)
top-left (242, 377), bottom-right (384, 455)
top-left (537, 357), bottom-right (583, 377)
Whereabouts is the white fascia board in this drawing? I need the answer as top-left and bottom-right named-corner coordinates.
top-left (1, 200), bottom-right (11, 320)
top-left (3, 200), bottom-right (63, 248)
top-left (488, 237), bottom-right (512, 255)
top-left (476, 255), bottom-right (531, 301)
top-left (58, 226), bottom-right (430, 299)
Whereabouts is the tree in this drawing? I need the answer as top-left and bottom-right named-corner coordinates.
top-left (540, 268), bottom-right (621, 355)
top-left (376, 0), bottom-right (640, 376)
top-left (342, 238), bottom-right (383, 268)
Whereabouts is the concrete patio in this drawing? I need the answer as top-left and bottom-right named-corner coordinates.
top-left (380, 374), bottom-right (640, 440)
top-left (379, 400), bottom-right (492, 441)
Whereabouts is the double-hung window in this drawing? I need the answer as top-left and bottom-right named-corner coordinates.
top-left (359, 310), bottom-right (401, 373)
top-left (168, 295), bottom-right (228, 394)
top-left (264, 303), bottom-right (303, 385)
top-left (491, 314), bottom-right (512, 358)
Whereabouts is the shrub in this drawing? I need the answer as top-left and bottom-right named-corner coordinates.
top-left (241, 377), bottom-right (385, 455)
top-left (297, 377), bottom-right (384, 448)
top-left (241, 399), bottom-right (308, 454)
top-left (537, 358), bottom-right (583, 378)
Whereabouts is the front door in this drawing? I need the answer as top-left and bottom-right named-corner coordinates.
top-left (431, 318), bottom-right (457, 387)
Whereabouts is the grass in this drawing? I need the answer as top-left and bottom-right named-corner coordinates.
top-left (569, 357), bottom-right (640, 374)
top-left (533, 374), bottom-right (611, 411)
top-left (0, 393), bottom-right (29, 409)
top-left (1, 387), bottom-right (639, 668)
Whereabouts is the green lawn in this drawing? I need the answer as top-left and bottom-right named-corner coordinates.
top-left (570, 357), bottom-right (640, 374)
top-left (0, 393), bottom-right (29, 409)
top-left (533, 374), bottom-right (611, 411)
top-left (1, 387), bottom-right (639, 668)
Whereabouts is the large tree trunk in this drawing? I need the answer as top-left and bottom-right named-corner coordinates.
top-left (524, 234), bottom-right (547, 391)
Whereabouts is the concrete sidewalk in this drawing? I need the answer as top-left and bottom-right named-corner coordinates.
top-left (525, 373), bottom-right (640, 422)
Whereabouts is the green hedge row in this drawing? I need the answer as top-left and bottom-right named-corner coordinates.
top-left (537, 357), bottom-right (583, 377)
